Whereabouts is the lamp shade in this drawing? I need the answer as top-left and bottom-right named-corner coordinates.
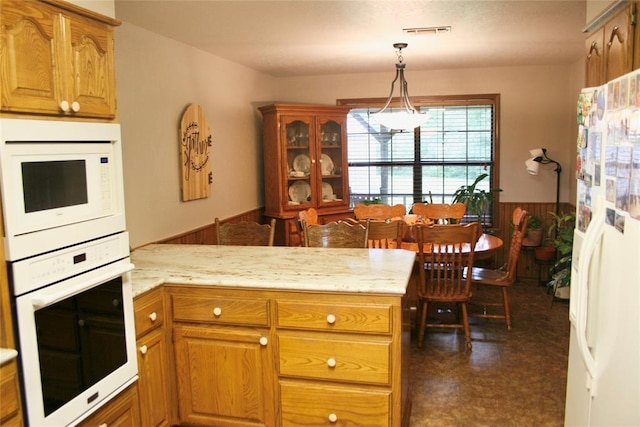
top-left (372, 111), bottom-right (430, 131)
top-left (526, 158), bottom-right (540, 175)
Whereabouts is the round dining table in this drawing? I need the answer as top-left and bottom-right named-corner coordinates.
top-left (397, 228), bottom-right (504, 259)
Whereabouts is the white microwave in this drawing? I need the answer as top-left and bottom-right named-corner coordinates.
top-left (0, 119), bottom-right (127, 261)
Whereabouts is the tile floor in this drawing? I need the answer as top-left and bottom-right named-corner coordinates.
top-left (408, 279), bottom-right (570, 426)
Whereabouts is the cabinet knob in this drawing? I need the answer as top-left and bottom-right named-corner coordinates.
top-left (328, 413), bottom-right (338, 423)
top-left (139, 345), bottom-right (148, 355)
top-left (213, 307), bottom-right (222, 316)
top-left (149, 312), bottom-right (157, 322)
top-left (326, 314), bottom-right (336, 324)
top-left (259, 336), bottom-right (268, 346)
top-left (71, 101), bottom-right (80, 112)
top-left (59, 100), bottom-right (70, 112)
top-left (99, 424), bottom-right (108, 427)
top-left (327, 357), bottom-right (336, 368)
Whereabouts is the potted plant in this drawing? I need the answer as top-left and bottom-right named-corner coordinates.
top-left (450, 173), bottom-right (502, 231)
top-left (547, 211), bottom-right (576, 298)
top-left (522, 214), bottom-right (544, 246)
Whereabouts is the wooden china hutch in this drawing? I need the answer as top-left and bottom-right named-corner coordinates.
top-left (259, 104), bottom-right (354, 246)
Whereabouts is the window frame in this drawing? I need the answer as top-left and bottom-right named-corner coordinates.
top-left (337, 94), bottom-right (501, 226)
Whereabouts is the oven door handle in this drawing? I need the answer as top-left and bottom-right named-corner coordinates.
top-left (31, 262), bottom-right (135, 309)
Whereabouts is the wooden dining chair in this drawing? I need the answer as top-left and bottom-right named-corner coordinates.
top-left (353, 203), bottom-right (406, 220)
top-left (468, 207), bottom-right (529, 330)
top-left (302, 220), bottom-right (369, 248)
top-left (415, 222), bottom-right (482, 351)
top-left (353, 219), bottom-right (405, 249)
top-left (293, 208), bottom-right (319, 246)
top-left (412, 203), bottom-right (466, 224)
top-left (214, 217), bottom-right (276, 246)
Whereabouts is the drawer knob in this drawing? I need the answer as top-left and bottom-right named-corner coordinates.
top-left (328, 413), bottom-right (338, 423)
top-left (149, 312), bottom-right (157, 322)
top-left (139, 345), bottom-right (148, 355)
top-left (259, 336), bottom-right (268, 346)
top-left (327, 357), bottom-right (336, 368)
top-left (213, 307), bottom-right (222, 316)
top-left (99, 424), bottom-right (108, 427)
top-left (326, 314), bottom-right (336, 324)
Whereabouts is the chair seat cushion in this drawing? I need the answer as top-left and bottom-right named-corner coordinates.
top-left (467, 267), bottom-right (512, 287)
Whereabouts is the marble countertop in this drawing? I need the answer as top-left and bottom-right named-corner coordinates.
top-left (130, 244), bottom-right (416, 298)
top-left (0, 348), bottom-right (18, 366)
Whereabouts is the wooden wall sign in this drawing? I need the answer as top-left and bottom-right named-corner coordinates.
top-left (180, 103), bottom-right (212, 201)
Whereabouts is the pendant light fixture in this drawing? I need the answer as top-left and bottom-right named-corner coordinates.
top-left (372, 43), bottom-right (429, 131)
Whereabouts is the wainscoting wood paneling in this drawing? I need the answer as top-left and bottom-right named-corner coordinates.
top-left (493, 202), bottom-right (573, 282)
top-left (149, 209), bottom-right (265, 247)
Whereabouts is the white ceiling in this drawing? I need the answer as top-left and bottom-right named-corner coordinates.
top-left (114, 0), bottom-right (587, 78)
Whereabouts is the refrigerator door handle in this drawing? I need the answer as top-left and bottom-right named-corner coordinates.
top-left (576, 209), bottom-right (605, 397)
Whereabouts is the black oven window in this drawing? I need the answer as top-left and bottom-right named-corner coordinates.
top-left (22, 160), bottom-right (88, 213)
top-left (34, 277), bottom-right (127, 416)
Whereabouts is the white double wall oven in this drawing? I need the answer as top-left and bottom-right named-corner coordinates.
top-left (0, 119), bottom-right (137, 426)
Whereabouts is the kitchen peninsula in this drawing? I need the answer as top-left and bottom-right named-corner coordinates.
top-left (130, 244), bottom-right (415, 426)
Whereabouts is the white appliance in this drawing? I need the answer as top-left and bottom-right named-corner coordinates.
top-left (565, 71), bottom-right (640, 426)
top-left (0, 118), bottom-right (137, 426)
top-left (0, 118), bottom-right (126, 261)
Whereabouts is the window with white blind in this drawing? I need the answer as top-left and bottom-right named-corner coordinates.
top-left (339, 94), bottom-right (500, 225)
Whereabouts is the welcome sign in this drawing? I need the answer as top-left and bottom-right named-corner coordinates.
top-left (180, 103), bottom-right (212, 201)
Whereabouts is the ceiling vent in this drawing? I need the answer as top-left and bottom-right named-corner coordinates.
top-left (403, 26), bottom-right (451, 35)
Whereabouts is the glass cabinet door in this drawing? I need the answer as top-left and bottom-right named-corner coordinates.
top-left (283, 117), bottom-right (314, 208)
top-left (317, 117), bottom-right (346, 207)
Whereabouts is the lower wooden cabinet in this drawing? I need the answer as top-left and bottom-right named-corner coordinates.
top-left (0, 359), bottom-right (23, 426)
top-left (172, 325), bottom-right (275, 426)
top-left (133, 285), bottom-right (409, 426)
top-left (77, 384), bottom-right (141, 427)
top-left (134, 288), bottom-right (171, 427)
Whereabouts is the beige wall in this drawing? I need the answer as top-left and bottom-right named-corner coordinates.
top-left (111, 16), bottom-right (585, 247)
top-left (114, 23), bottom-right (276, 248)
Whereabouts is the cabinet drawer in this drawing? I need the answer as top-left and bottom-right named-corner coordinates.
top-left (172, 294), bottom-right (269, 326)
top-left (134, 289), bottom-right (165, 338)
top-left (280, 380), bottom-right (390, 426)
top-left (276, 301), bottom-right (392, 334)
top-left (278, 332), bottom-right (390, 385)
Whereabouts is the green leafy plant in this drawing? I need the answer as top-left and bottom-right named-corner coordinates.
top-left (528, 214), bottom-right (544, 230)
top-left (547, 211), bottom-right (576, 289)
top-left (450, 173), bottom-right (502, 229)
top-left (523, 214), bottom-right (544, 246)
top-left (361, 198), bottom-right (381, 205)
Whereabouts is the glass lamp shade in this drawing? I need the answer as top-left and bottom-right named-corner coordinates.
top-left (372, 111), bottom-right (429, 131)
top-left (525, 158), bottom-right (540, 175)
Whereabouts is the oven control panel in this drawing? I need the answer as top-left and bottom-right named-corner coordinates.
top-left (10, 232), bottom-right (130, 297)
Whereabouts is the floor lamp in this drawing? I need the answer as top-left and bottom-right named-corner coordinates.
top-left (525, 148), bottom-right (562, 217)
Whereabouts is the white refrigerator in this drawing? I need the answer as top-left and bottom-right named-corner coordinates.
top-left (565, 71), bottom-right (640, 426)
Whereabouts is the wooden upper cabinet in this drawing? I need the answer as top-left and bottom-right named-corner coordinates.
top-left (586, 26), bottom-right (605, 87)
top-left (603, 3), bottom-right (635, 82)
top-left (0, 0), bottom-right (120, 119)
